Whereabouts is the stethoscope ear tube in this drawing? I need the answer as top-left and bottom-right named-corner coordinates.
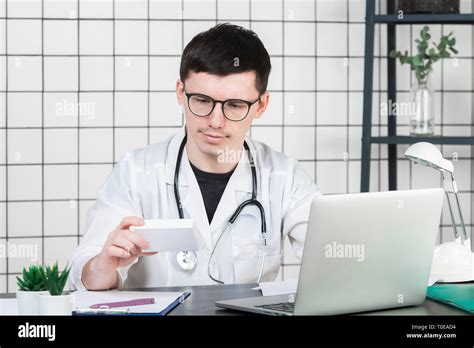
top-left (174, 134), bottom-right (187, 219)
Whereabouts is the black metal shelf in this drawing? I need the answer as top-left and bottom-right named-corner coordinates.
top-left (374, 13), bottom-right (474, 24)
top-left (360, 0), bottom-right (474, 192)
top-left (371, 136), bottom-right (474, 145)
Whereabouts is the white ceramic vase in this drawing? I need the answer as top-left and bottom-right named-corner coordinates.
top-left (16, 290), bottom-right (49, 315)
top-left (37, 293), bottom-right (74, 316)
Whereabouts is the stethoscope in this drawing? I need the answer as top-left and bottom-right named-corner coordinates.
top-left (174, 134), bottom-right (267, 284)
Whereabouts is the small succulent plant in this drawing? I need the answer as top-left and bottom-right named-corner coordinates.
top-left (39, 262), bottom-right (71, 296)
top-left (16, 265), bottom-right (47, 292)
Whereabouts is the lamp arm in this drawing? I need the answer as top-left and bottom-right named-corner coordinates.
top-left (449, 172), bottom-right (469, 242)
top-left (442, 171), bottom-right (460, 240)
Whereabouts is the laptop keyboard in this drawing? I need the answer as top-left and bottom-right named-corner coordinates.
top-left (256, 302), bottom-right (295, 313)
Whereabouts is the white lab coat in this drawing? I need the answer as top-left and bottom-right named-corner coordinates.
top-left (68, 127), bottom-right (321, 290)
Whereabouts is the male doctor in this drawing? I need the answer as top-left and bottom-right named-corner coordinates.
top-left (68, 23), bottom-right (321, 291)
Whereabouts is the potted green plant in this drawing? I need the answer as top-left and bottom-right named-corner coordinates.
top-left (37, 262), bottom-right (73, 315)
top-left (390, 26), bottom-right (457, 136)
top-left (16, 265), bottom-right (49, 315)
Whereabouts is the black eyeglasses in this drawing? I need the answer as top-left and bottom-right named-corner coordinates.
top-left (184, 90), bottom-right (261, 122)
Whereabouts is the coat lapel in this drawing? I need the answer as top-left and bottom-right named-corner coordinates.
top-left (164, 128), bottom-right (212, 250)
top-left (180, 153), bottom-right (213, 250)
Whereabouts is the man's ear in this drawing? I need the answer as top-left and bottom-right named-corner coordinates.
top-left (253, 91), bottom-right (270, 119)
top-left (176, 79), bottom-right (185, 106)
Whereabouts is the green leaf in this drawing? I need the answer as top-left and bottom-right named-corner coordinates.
top-left (389, 49), bottom-right (398, 58)
top-left (16, 265), bottom-right (47, 291)
top-left (40, 262), bottom-right (71, 296)
top-left (440, 51), bottom-right (450, 58)
top-left (415, 70), bottom-right (422, 82)
top-left (16, 277), bottom-right (28, 291)
top-left (419, 26), bottom-right (430, 41)
top-left (412, 55), bottom-right (422, 66)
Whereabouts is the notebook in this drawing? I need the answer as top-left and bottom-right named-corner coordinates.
top-left (73, 291), bottom-right (190, 316)
top-left (427, 283), bottom-right (474, 314)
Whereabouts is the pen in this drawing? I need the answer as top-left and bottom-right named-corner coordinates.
top-left (75, 308), bottom-right (130, 315)
top-left (89, 297), bottom-right (155, 309)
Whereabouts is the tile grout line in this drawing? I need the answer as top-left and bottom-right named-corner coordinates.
top-left (2, 122), bottom-right (474, 128)
top-left (41, 0), bottom-right (45, 270)
top-left (4, 0), bottom-right (8, 292)
top-left (248, 0), bottom-right (252, 139)
top-left (12, 221), bottom-right (474, 243)
top-left (6, 88), bottom-right (474, 93)
top-left (471, 0), bottom-right (474, 250)
top-left (76, 0), bottom-right (80, 248)
top-left (5, 53), bottom-right (474, 59)
top-left (147, 0), bottom-right (150, 146)
top-left (408, 21), bottom-right (413, 195)
top-left (377, 0), bottom-right (381, 192)
top-left (440, 23), bottom-right (445, 241)
top-left (112, 0), bottom-right (116, 165)
top-left (0, 16), bottom-right (365, 24)
top-left (281, 0), bottom-right (285, 281)
top-left (180, 0), bottom-right (184, 128)
top-left (314, 1), bottom-right (317, 192)
top-left (346, 2), bottom-right (349, 193)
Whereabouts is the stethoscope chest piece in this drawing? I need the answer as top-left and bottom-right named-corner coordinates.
top-left (177, 251), bottom-right (198, 271)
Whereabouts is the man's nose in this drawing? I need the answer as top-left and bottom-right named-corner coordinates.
top-left (207, 102), bottom-right (226, 128)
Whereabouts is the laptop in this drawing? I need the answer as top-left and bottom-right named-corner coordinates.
top-left (216, 188), bottom-right (444, 315)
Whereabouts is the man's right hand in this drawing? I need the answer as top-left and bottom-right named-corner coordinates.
top-left (81, 216), bottom-right (158, 290)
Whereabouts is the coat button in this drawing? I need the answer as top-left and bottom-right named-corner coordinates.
top-left (232, 246), bottom-right (240, 256)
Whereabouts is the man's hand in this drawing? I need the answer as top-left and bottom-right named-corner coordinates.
top-left (81, 216), bottom-right (157, 290)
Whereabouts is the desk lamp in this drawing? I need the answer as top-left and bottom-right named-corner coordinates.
top-left (405, 142), bottom-right (473, 282)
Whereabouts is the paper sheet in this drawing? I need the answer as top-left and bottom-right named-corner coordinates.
top-left (0, 299), bottom-right (19, 315)
top-left (73, 291), bottom-right (186, 314)
top-left (252, 278), bottom-right (298, 296)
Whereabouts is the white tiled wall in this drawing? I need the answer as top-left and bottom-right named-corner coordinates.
top-left (0, 0), bottom-right (473, 292)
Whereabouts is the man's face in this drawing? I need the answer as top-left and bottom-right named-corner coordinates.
top-left (176, 71), bottom-right (269, 158)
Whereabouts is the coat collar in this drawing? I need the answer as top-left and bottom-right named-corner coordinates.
top-left (165, 127), bottom-right (254, 194)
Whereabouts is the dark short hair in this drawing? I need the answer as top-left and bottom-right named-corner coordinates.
top-left (179, 23), bottom-right (271, 95)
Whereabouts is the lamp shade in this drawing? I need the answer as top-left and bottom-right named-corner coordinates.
top-left (404, 142), bottom-right (454, 173)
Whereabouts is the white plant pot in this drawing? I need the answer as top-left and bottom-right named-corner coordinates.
top-left (16, 290), bottom-right (49, 315)
top-left (38, 293), bottom-right (74, 316)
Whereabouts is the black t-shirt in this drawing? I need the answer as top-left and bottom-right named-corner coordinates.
top-left (189, 161), bottom-right (235, 224)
